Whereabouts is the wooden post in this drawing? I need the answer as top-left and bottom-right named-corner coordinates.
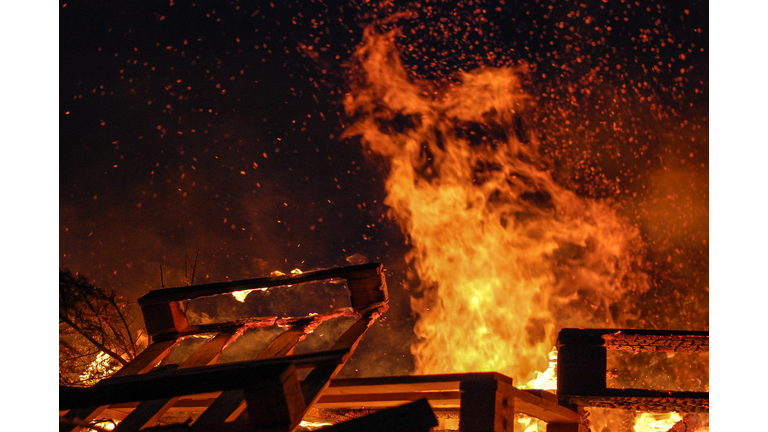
top-left (140, 301), bottom-right (190, 338)
top-left (556, 344), bottom-right (607, 396)
top-left (244, 364), bottom-right (306, 432)
top-left (347, 264), bottom-right (388, 313)
top-left (459, 376), bottom-right (515, 432)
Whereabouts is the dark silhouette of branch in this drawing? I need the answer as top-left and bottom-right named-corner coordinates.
top-left (59, 313), bottom-right (127, 367)
top-left (59, 267), bottom-right (145, 386)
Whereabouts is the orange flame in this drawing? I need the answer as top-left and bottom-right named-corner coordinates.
top-left (344, 28), bottom-right (648, 383)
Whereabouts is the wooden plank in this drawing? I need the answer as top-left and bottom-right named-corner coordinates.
top-left (319, 399), bottom-right (438, 432)
top-left (317, 391), bottom-right (460, 407)
top-left (325, 381), bottom-right (462, 395)
top-left (522, 389), bottom-right (559, 404)
top-left (510, 388), bottom-right (581, 424)
top-left (256, 329), bottom-right (307, 359)
top-left (181, 332), bottom-right (234, 366)
top-left (190, 389), bottom-right (248, 429)
top-left (138, 263), bottom-right (383, 306)
top-left (326, 372), bottom-right (508, 394)
top-left (113, 333), bottom-right (234, 432)
top-left (112, 339), bottom-right (179, 377)
top-left (60, 351), bottom-right (346, 410)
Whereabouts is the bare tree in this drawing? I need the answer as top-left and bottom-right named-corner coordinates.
top-left (59, 268), bottom-right (146, 387)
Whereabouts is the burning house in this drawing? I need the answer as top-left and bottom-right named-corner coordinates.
top-left (60, 1), bottom-right (710, 431)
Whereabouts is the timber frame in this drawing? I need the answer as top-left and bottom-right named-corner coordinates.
top-left (59, 263), bottom-right (388, 432)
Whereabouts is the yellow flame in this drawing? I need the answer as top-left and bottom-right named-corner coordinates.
top-left (299, 420), bottom-right (334, 430)
top-left (633, 412), bottom-right (682, 432)
top-left (231, 287), bottom-right (267, 303)
top-left (344, 28), bottom-right (647, 383)
top-left (79, 351), bottom-right (121, 386)
top-left (89, 420), bottom-right (119, 431)
top-left (520, 347), bottom-right (558, 391)
top-left (231, 268), bottom-right (303, 302)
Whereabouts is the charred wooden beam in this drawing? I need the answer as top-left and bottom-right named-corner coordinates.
top-left (558, 391), bottom-right (709, 413)
top-left (138, 263), bottom-right (387, 340)
top-left (138, 263), bottom-right (385, 307)
top-left (557, 328), bottom-right (709, 353)
top-left (318, 399), bottom-right (438, 432)
top-left (556, 328), bottom-right (709, 413)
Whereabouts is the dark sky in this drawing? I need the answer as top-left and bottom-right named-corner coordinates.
top-left (58, 0), bottom-right (713, 379)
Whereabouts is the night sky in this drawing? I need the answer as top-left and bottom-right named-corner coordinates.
top-left (24, 0), bottom-right (764, 427)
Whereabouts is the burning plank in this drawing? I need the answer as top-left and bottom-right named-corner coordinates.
top-left (556, 328), bottom-right (709, 413)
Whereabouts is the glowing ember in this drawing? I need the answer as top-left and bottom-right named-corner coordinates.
top-left (344, 28), bottom-right (649, 383)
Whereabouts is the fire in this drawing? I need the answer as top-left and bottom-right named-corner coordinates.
top-left (232, 287), bottom-right (267, 303)
top-left (633, 412), bottom-right (682, 432)
top-left (231, 268), bottom-right (304, 302)
top-left (88, 420), bottom-right (119, 432)
top-left (299, 420), bottom-right (334, 430)
top-left (78, 351), bottom-right (122, 386)
top-left (519, 347), bottom-right (558, 391)
top-left (344, 28), bottom-right (648, 383)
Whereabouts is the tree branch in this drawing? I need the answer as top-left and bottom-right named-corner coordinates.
top-left (59, 313), bottom-right (128, 367)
